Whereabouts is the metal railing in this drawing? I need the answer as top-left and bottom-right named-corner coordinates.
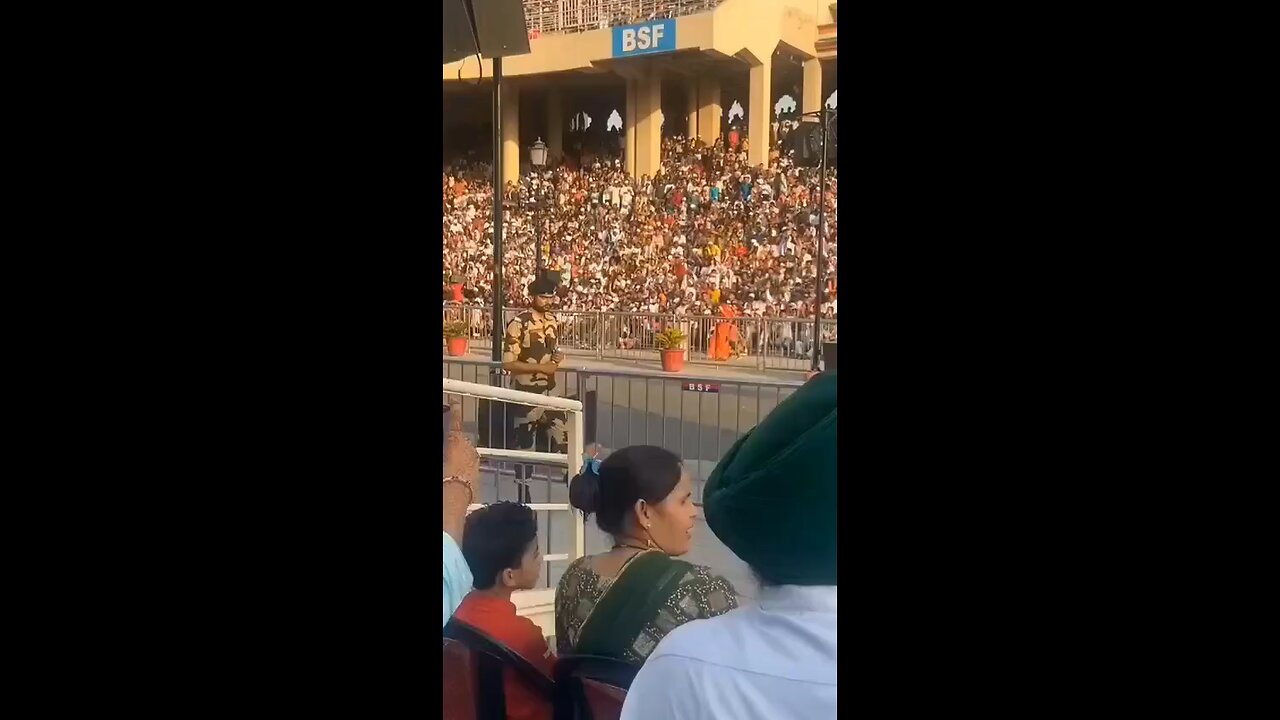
top-left (523, 0), bottom-right (724, 37)
top-left (443, 377), bottom-right (586, 607)
top-left (444, 304), bottom-right (837, 371)
top-left (442, 358), bottom-right (803, 505)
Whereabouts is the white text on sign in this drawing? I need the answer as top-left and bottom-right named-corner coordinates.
top-left (611, 19), bottom-right (676, 58)
top-left (620, 24), bottom-right (665, 52)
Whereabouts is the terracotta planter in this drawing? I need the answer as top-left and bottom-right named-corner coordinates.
top-left (660, 348), bottom-right (685, 373)
top-left (446, 337), bottom-right (469, 357)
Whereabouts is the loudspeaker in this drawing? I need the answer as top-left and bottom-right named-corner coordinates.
top-left (443, 0), bottom-right (531, 64)
top-left (443, 0), bottom-right (479, 64)
top-left (822, 342), bottom-right (837, 372)
top-left (784, 119), bottom-right (837, 167)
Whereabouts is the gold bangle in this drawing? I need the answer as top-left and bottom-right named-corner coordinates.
top-left (443, 476), bottom-right (473, 503)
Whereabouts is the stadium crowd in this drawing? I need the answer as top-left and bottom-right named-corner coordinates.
top-left (443, 133), bottom-right (838, 322)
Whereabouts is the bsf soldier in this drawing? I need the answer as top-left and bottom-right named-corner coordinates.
top-left (501, 276), bottom-right (565, 503)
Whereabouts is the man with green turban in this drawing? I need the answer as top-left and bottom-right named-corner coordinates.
top-left (621, 372), bottom-right (837, 719)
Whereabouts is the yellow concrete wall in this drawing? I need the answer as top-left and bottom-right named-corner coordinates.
top-left (442, 0), bottom-right (823, 83)
top-left (442, 0), bottom-right (834, 180)
top-left (818, 1), bottom-right (836, 24)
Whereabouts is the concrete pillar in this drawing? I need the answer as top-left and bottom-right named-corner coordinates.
top-left (686, 80), bottom-right (698, 140)
top-left (633, 73), bottom-right (662, 179)
top-left (803, 58), bottom-right (823, 116)
top-left (747, 56), bottom-right (772, 168)
top-left (545, 88), bottom-right (563, 165)
top-left (697, 76), bottom-right (721, 146)
top-left (625, 79), bottom-right (638, 177)
top-left (501, 82), bottom-right (520, 186)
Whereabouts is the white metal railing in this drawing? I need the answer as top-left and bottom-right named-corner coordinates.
top-left (524, 0), bottom-right (724, 37)
top-left (444, 377), bottom-right (586, 636)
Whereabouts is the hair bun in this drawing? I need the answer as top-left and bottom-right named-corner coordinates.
top-left (568, 468), bottom-right (602, 518)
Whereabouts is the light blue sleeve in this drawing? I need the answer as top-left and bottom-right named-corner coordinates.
top-left (443, 531), bottom-right (473, 627)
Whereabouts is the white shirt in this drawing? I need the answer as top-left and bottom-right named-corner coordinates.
top-left (620, 585), bottom-right (837, 720)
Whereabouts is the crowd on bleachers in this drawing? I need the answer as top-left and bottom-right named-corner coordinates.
top-left (443, 133), bottom-right (838, 322)
top-left (523, 0), bottom-right (726, 37)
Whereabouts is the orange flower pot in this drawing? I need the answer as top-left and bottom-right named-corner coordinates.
top-left (660, 348), bottom-right (685, 373)
top-left (446, 337), bottom-right (469, 357)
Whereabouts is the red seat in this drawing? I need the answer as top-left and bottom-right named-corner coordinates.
top-left (580, 678), bottom-right (627, 720)
top-left (552, 655), bottom-right (638, 720)
top-left (444, 620), bottom-right (554, 720)
top-left (443, 637), bottom-right (478, 720)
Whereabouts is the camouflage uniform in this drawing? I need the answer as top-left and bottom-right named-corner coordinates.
top-left (503, 310), bottom-right (567, 497)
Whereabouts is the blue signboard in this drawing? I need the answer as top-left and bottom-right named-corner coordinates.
top-left (611, 18), bottom-right (676, 58)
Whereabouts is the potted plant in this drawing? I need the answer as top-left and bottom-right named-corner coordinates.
top-left (654, 327), bottom-right (688, 373)
top-left (444, 321), bottom-right (470, 357)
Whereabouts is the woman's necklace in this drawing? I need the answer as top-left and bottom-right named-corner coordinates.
top-left (611, 541), bottom-right (649, 552)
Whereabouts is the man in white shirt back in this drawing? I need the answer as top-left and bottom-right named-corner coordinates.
top-left (621, 373), bottom-right (837, 720)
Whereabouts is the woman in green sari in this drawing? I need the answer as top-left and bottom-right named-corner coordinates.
top-left (555, 445), bottom-right (740, 664)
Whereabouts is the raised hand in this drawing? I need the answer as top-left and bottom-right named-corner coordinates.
top-left (443, 400), bottom-right (479, 486)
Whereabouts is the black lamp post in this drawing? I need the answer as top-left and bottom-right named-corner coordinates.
top-left (491, 58), bottom-right (506, 376)
top-left (530, 138), bottom-right (548, 270)
top-left (796, 107), bottom-right (835, 371)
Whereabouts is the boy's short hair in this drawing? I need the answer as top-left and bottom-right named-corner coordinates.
top-left (461, 502), bottom-right (538, 590)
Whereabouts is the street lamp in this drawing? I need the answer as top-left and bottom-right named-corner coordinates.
top-left (530, 138), bottom-right (548, 169)
top-left (529, 139), bottom-right (548, 270)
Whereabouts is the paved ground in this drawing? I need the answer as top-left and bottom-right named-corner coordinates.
top-left (453, 336), bottom-right (819, 373)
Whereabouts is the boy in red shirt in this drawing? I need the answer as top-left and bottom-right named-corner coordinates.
top-left (453, 502), bottom-right (555, 720)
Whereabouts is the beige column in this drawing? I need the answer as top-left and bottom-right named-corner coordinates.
top-left (697, 76), bottom-right (721, 146)
top-left (802, 58), bottom-right (824, 116)
top-left (545, 88), bottom-right (563, 164)
top-left (624, 79), bottom-right (638, 177)
top-left (747, 56), bottom-right (772, 168)
top-left (633, 73), bottom-right (662, 179)
top-left (686, 80), bottom-right (698, 140)
top-left (501, 83), bottom-right (520, 186)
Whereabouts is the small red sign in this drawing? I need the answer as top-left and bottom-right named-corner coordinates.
top-left (683, 382), bottom-right (721, 393)
top-left (528, 29), bottom-right (541, 40)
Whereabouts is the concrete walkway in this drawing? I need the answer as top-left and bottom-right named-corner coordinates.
top-left (446, 346), bottom-right (807, 385)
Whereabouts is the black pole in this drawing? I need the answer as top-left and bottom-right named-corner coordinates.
top-left (812, 107), bottom-right (828, 371)
top-left (535, 195), bottom-right (543, 270)
top-left (491, 56), bottom-right (505, 378)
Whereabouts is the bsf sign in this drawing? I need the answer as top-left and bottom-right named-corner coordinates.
top-left (612, 19), bottom-right (676, 58)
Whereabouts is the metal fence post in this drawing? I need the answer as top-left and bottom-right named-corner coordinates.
top-left (566, 409), bottom-right (585, 560)
top-left (595, 311), bottom-right (604, 359)
top-left (757, 318), bottom-right (766, 370)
